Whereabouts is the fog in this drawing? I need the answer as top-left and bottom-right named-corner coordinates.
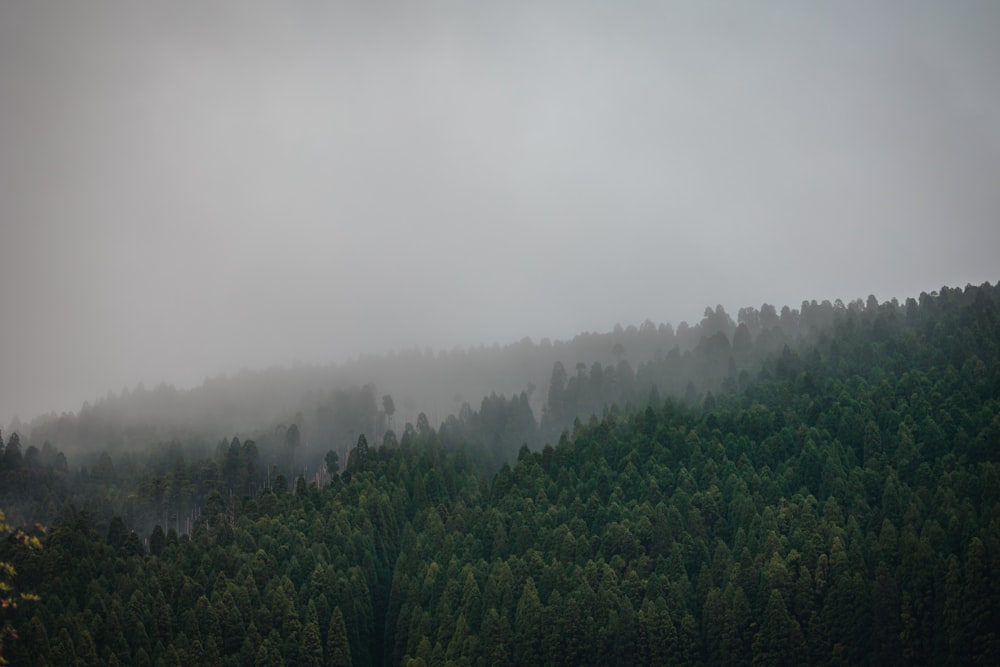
top-left (2, 2), bottom-right (999, 426)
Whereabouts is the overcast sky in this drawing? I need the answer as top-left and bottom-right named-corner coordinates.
top-left (1, 2), bottom-right (998, 425)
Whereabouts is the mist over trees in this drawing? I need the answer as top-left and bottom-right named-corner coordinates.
top-left (14, 293), bottom-right (893, 468)
top-left (1, 282), bottom-right (999, 665)
top-left (3, 2), bottom-right (998, 663)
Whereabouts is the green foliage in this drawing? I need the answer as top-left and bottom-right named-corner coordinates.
top-left (0, 509), bottom-right (42, 665)
top-left (3, 282), bottom-right (1000, 664)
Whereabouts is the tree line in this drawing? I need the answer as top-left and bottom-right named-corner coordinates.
top-left (1, 281), bottom-right (998, 665)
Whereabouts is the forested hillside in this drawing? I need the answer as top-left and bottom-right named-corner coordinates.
top-left (2, 282), bottom-right (998, 665)
top-left (12, 295), bottom-right (836, 468)
top-left (14, 319), bottom-right (703, 462)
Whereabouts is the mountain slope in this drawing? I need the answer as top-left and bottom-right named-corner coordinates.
top-left (1, 281), bottom-right (998, 666)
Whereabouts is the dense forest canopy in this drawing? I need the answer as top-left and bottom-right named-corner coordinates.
top-left (1, 282), bottom-right (998, 665)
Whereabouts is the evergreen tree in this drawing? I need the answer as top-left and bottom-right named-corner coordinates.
top-left (752, 590), bottom-right (804, 666)
top-left (326, 606), bottom-right (352, 667)
top-left (513, 577), bottom-right (542, 665)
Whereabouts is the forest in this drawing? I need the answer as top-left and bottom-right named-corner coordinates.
top-left (1, 282), bottom-right (999, 665)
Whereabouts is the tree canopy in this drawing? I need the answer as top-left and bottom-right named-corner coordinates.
top-left (2, 282), bottom-right (999, 665)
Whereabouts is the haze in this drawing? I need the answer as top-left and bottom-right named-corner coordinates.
top-left (2, 2), bottom-right (999, 426)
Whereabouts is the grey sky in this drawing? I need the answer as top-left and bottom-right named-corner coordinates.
top-left (2, 2), bottom-right (998, 425)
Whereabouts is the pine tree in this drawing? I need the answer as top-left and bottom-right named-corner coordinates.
top-left (752, 589), bottom-right (804, 667)
top-left (513, 577), bottom-right (542, 665)
top-left (300, 617), bottom-right (323, 667)
top-left (326, 606), bottom-right (352, 667)
top-left (479, 607), bottom-right (511, 667)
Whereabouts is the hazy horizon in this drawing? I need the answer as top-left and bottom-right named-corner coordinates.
top-left (2, 2), bottom-right (999, 426)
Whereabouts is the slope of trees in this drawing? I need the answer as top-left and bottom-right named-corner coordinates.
top-left (13, 293), bottom-right (864, 464)
top-left (1, 281), bottom-right (998, 665)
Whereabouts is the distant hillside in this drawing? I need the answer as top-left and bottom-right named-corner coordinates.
top-left (17, 287), bottom-right (958, 470)
top-left (1, 281), bottom-right (998, 665)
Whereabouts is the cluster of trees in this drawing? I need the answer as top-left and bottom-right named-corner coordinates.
top-left (1, 281), bottom-right (998, 665)
top-left (0, 397), bottom-right (525, 541)
top-left (15, 294), bottom-right (855, 464)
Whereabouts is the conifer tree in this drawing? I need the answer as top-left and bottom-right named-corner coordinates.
top-left (326, 607), bottom-right (352, 667)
